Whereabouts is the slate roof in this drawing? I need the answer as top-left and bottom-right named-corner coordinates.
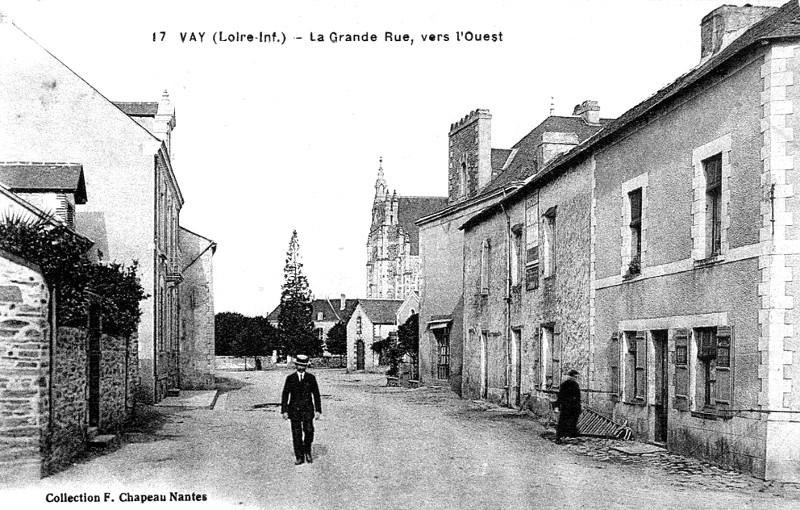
top-left (0, 162), bottom-right (87, 203)
top-left (357, 299), bottom-right (405, 325)
top-left (113, 102), bottom-right (158, 117)
top-left (267, 298), bottom-right (360, 323)
top-left (491, 149), bottom-right (513, 175)
top-left (397, 196), bottom-right (449, 255)
top-left (481, 116), bottom-right (610, 195)
top-left (462, 0), bottom-right (800, 231)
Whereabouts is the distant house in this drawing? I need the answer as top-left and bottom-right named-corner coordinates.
top-left (0, 162), bottom-right (87, 228)
top-left (345, 294), bottom-right (419, 372)
top-left (267, 295), bottom-right (360, 353)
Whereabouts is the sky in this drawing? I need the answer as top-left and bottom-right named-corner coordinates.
top-left (0, 0), bottom-right (790, 317)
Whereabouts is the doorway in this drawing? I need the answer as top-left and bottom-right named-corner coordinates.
top-left (356, 340), bottom-right (365, 371)
top-left (653, 330), bottom-right (669, 443)
top-left (480, 331), bottom-right (488, 399)
top-left (511, 329), bottom-right (522, 407)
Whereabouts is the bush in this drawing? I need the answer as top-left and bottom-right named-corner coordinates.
top-left (0, 214), bottom-right (147, 336)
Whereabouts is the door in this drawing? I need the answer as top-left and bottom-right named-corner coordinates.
top-left (480, 332), bottom-right (488, 399)
top-left (653, 330), bottom-right (668, 443)
top-left (356, 340), bottom-right (365, 371)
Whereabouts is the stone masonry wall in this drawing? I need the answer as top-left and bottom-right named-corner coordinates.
top-left (0, 251), bottom-right (49, 485)
top-left (99, 334), bottom-right (127, 432)
top-left (45, 327), bottom-right (87, 475)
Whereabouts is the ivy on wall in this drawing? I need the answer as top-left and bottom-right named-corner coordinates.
top-left (0, 214), bottom-right (148, 337)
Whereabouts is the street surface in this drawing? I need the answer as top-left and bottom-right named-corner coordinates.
top-left (5, 368), bottom-right (800, 509)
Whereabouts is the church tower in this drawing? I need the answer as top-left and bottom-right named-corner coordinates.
top-left (366, 158), bottom-right (448, 300)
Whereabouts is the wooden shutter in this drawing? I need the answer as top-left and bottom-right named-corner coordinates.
top-left (552, 323), bottom-right (562, 384)
top-left (532, 326), bottom-right (541, 389)
top-left (609, 332), bottom-right (620, 400)
top-left (715, 326), bottom-right (732, 404)
top-left (635, 331), bottom-right (647, 401)
top-left (674, 328), bottom-right (689, 410)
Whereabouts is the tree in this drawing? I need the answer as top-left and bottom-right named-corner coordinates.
top-left (277, 230), bottom-right (322, 357)
top-left (215, 312), bottom-right (247, 355)
top-left (215, 313), bottom-right (278, 369)
top-left (397, 313), bottom-right (419, 359)
top-left (326, 321), bottom-right (347, 356)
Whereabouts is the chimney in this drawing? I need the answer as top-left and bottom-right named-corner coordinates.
top-left (154, 90), bottom-right (177, 154)
top-left (340, 294), bottom-right (346, 311)
top-left (700, 4), bottom-right (777, 61)
top-left (448, 109), bottom-right (492, 201)
top-left (572, 100), bottom-right (600, 125)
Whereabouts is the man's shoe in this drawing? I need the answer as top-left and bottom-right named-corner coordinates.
top-left (295, 457), bottom-right (305, 465)
top-left (305, 452), bottom-right (313, 463)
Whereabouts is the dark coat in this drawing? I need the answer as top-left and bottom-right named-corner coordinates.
top-left (281, 372), bottom-right (322, 420)
top-left (555, 377), bottom-right (581, 438)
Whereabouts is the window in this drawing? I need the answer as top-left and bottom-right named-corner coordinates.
top-left (511, 225), bottom-right (522, 286)
top-left (316, 328), bottom-right (324, 342)
top-left (695, 326), bottom-right (732, 408)
top-left (674, 329), bottom-right (689, 407)
top-left (540, 324), bottom-right (559, 389)
top-left (628, 188), bottom-right (642, 274)
top-left (317, 311), bottom-right (324, 321)
top-left (460, 160), bottom-right (468, 197)
top-left (692, 135), bottom-right (730, 262)
top-left (542, 207), bottom-right (556, 278)
top-left (435, 329), bottom-right (450, 380)
top-left (704, 155), bottom-right (722, 257)
top-left (480, 239), bottom-right (490, 295)
top-left (356, 316), bottom-right (362, 335)
top-left (525, 204), bottom-right (540, 290)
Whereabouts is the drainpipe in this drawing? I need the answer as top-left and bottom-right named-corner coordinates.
top-left (500, 192), bottom-right (512, 407)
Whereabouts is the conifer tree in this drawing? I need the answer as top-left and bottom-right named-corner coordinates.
top-left (277, 230), bottom-right (322, 357)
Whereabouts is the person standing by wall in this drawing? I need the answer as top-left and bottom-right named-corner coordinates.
top-left (281, 354), bottom-right (322, 465)
top-left (554, 369), bottom-right (581, 444)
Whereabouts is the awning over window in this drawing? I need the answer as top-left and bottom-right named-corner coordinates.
top-left (427, 317), bottom-right (452, 330)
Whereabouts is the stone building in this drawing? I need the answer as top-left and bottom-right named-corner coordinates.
top-left (345, 296), bottom-right (418, 372)
top-left (455, 0), bottom-right (800, 482)
top-left (0, 16), bottom-right (212, 403)
top-left (417, 106), bottom-right (606, 396)
top-left (179, 227), bottom-right (217, 389)
top-left (366, 159), bottom-right (447, 300)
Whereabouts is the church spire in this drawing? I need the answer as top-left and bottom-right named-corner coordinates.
top-left (374, 157), bottom-right (387, 196)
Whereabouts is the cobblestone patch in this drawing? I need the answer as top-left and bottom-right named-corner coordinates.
top-left (544, 434), bottom-right (800, 500)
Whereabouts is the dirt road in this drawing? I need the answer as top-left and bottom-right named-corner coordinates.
top-left (6, 368), bottom-right (799, 509)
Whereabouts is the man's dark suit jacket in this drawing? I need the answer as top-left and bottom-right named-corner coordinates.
top-left (281, 372), bottom-right (322, 420)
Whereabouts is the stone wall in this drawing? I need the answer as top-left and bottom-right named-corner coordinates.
top-left (179, 247), bottom-right (215, 390)
top-left (99, 334), bottom-right (127, 432)
top-left (0, 251), bottom-right (49, 484)
top-left (45, 327), bottom-right (87, 475)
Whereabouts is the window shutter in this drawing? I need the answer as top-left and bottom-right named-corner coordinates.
top-left (715, 326), bottom-right (732, 404)
top-left (532, 326), bottom-right (540, 389)
top-left (674, 328), bottom-right (689, 410)
top-left (635, 331), bottom-right (647, 401)
top-left (552, 323), bottom-right (562, 382)
top-left (609, 333), bottom-right (620, 399)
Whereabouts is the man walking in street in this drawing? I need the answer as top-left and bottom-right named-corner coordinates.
top-left (554, 369), bottom-right (581, 444)
top-left (281, 354), bottom-right (322, 465)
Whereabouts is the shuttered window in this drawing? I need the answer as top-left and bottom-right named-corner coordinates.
top-left (674, 328), bottom-right (689, 408)
top-left (525, 205), bottom-right (540, 291)
top-left (609, 333), bottom-right (620, 400)
top-left (480, 239), bottom-right (490, 295)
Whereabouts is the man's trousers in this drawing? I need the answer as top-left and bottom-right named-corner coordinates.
top-left (290, 418), bottom-right (314, 459)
